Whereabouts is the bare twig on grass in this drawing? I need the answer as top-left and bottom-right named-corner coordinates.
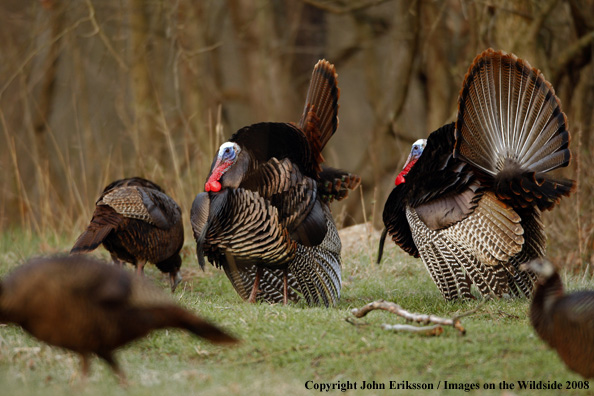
top-left (381, 323), bottom-right (444, 336)
top-left (344, 317), bottom-right (370, 327)
top-left (351, 299), bottom-right (484, 335)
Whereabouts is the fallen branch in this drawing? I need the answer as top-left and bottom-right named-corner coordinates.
top-left (344, 317), bottom-right (370, 327)
top-left (351, 300), bottom-right (473, 335)
top-left (381, 323), bottom-right (444, 336)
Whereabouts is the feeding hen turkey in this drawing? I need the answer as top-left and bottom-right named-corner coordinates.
top-left (191, 60), bottom-right (360, 306)
top-left (71, 177), bottom-right (184, 292)
top-left (378, 49), bottom-right (575, 300)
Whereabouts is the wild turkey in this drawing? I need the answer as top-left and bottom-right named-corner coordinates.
top-left (378, 49), bottom-right (575, 300)
top-left (191, 60), bottom-right (360, 307)
top-left (0, 255), bottom-right (237, 382)
top-left (71, 177), bottom-right (184, 292)
top-left (522, 259), bottom-right (594, 378)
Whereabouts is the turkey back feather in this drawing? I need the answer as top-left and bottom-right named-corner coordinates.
top-left (196, 189), bottom-right (297, 269)
top-left (230, 123), bottom-right (315, 178)
top-left (454, 49), bottom-right (575, 210)
top-left (225, 206), bottom-right (341, 307)
top-left (100, 177), bottom-right (165, 195)
top-left (190, 192), bottom-right (211, 270)
top-left (406, 123), bottom-right (478, 208)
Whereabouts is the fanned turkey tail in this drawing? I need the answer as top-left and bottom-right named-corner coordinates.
top-left (298, 59), bottom-right (340, 173)
top-left (454, 48), bottom-right (575, 211)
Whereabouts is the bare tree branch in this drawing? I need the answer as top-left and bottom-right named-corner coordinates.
top-left (381, 323), bottom-right (444, 335)
top-left (83, 0), bottom-right (128, 71)
top-left (351, 299), bottom-right (473, 335)
top-left (302, 0), bottom-right (392, 14)
top-left (0, 12), bottom-right (91, 100)
top-left (33, 3), bottom-right (64, 138)
top-left (551, 30), bottom-right (594, 86)
top-left (525, 0), bottom-right (560, 46)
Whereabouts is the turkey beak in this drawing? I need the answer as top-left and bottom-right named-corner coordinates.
top-left (403, 139), bottom-right (426, 169)
top-left (402, 152), bottom-right (415, 170)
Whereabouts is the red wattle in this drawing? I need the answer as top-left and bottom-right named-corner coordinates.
top-left (394, 159), bottom-right (417, 186)
top-left (205, 180), bottom-right (221, 192)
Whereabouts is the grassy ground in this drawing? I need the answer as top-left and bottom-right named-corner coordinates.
top-left (0, 226), bottom-right (592, 396)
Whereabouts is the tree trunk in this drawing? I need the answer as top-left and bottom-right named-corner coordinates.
top-left (128, 0), bottom-right (159, 167)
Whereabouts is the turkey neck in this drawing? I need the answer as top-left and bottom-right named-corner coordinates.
top-left (530, 272), bottom-right (564, 337)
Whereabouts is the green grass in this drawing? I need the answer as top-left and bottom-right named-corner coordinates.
top-left (1, 228), bottom-right (593, 395)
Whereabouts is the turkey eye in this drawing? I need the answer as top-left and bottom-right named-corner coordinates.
top-left (221, 146), bottom-right (235, 159)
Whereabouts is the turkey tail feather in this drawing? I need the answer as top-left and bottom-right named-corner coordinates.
top-left (71, 206), bottom-right (121, 254)
top-left (454, 49), bottom-right (575, 210)
top-left (142, 306), bottom-right (238, 344)
top-left (318, 166), bottom-right (361, 203)
top-left (70, 227), bottom-right (113, 254)
top-left (376, 227), bottom-right (388, 264)
top-left (298, 59), bottom-right (340, 170)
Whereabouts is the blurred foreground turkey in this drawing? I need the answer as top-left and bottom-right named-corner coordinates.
top-left (0, 255), bottom-right (238, 382)
top-left (71, 177), bottom-right (184, 292)
top-left (522, 259), bottom-right (594, 379)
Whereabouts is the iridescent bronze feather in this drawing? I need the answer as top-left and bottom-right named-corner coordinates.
top-left (192, 60), bottom-right (359, 307)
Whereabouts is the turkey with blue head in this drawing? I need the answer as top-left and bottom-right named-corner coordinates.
top-left (191, 60), bottom-right (360, 307)
top-left (378, 49), bottom-right (575, 300)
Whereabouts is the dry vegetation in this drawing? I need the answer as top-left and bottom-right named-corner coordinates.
top-left (0, 0), bottom-right (592, 269)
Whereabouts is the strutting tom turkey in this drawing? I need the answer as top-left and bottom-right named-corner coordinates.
top-left (0, 255), bottom-right (237, 382)
top-left (378, 49), bottom-right (575, 300)
top-left (191, 60), bottom-right (360, 307)
top-left (522, 259), bottom-right (594, 379)
top-left (71, 177), bottom-right (184, 292)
